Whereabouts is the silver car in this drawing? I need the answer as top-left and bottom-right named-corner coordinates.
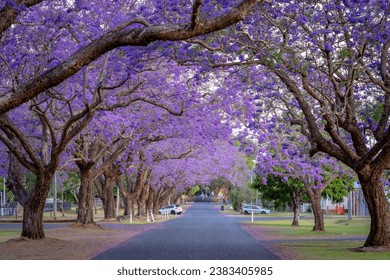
top-left (159, 204), bottom-right (183, 215)
top-left (242, 205), bottom-right (271, 214)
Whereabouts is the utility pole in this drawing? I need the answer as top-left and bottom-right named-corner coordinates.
top-left (116, 187), bottom-right (120, 217)
top-left (2, 177), bottom-right (5, 206)
top-left (348, 191), bottom-right (352, 220)
top-left (0, 177), bottom-right (4, 219)
top-left (53, 171), bottom-right (57, 220)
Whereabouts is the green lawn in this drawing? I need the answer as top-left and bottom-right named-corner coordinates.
top-left (250, 217), bottom-right (370, 237)
top-left (246, 216), bottom-right (390, 259)
top-left (277, 240), bottom-right (390, 260)
top-left (0, 230), bottom-right (19, 236)
top-left (0, 230), bottom-right (19, 243)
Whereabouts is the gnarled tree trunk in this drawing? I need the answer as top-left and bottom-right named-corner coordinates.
top-left (75, 162), bottom-right (95, 225)
top-left (21, 173), bottom-right (53, 239)
top-left (358, 172), bottom-right (390, 247)
top-left (95, 174), bottom-right (116, 220)
top-left (304, 182), bottom-right (325, 231)
top-left (7, 152), bottom-right (54, 239)
top-left (309, 189), bottom-right (324, 231)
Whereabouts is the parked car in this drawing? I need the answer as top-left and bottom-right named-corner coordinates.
top-left (159, 204), bottom-right (183, 215)
top-left (241, 204), bottom-right (271, 214)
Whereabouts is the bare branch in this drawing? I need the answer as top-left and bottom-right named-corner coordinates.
top-left (0, 53), bottom-right (16, 91)
top-left (127, 97), bottom-right (183, 116)
top-left (114, 18), bottom-right (152, 32)
top-left (186, 39), bottom-right (221, 51)
top-left (31, 104), bottom-right (57, 150)
top-left (0, 114), bottom-right (43, 172)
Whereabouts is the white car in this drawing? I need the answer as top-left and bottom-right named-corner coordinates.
top-left (242, 205), bottom-right (271, 214)
top-left (159, 204), bottom-right (183, 215)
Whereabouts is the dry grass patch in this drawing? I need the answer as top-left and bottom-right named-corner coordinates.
top-left (0, 223), bottom-right (155, 260)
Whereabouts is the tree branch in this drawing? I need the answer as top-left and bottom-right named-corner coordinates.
top-left (0, 0), bottom-right (45, 36)
top-left (190, 0), bottom-right (203, 30)
top-left (0, 0), bottom-right (264, 114)
top-left (0, 116), bottom-right (42, 173)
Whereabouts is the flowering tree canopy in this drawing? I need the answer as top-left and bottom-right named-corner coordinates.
top-left (1, 0), bottom-right (390, 250)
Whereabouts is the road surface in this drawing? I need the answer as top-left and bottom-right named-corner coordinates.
top-left (94, 202), bottom-right (280, 260)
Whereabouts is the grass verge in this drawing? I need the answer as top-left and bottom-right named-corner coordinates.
top-left (276, 240), bottom-right (390, 260)
top-left (243, 216), bottom-right (390, 260)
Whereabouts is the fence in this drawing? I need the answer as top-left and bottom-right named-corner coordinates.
top-left (0, 205), bottom-right (17, 216)
top-left (0, 201), bottom-right (71, 217)
top-left (43, 201), bottom-right (71, 212)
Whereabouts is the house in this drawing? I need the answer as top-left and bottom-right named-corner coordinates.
top-left (300, 182), bottom-right (369, 216)
top-left (321, 182), bottom-right (369, 216)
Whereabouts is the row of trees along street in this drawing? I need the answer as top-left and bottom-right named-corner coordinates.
top-left (1, 0), bottom-right (390, 250)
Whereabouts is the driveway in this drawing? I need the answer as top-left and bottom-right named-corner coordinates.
top-left (94, 202), bottom-right (280, 260)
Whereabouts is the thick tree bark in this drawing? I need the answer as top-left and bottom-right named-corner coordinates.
top-left (145, 188), bottom-right (155, 221)
top-left (21, 173), bottom-right (53, 239)
top-left (0, 0), bottom-right (45, 36)
top-left (96, 174), bottom-right (116, 220)
top-left (22, 200), bottom-right (45, 239)
top-left (153, 200), bottom-right (163, 215)
top-left (117, 175), bottom-right (134, 216)
top-left (153, 187), bottom-right (166, 214)
top-left (304, 183), bottom-right (325, 231)
top-left (137, 185), bottom-right (150, 218)
top-left (7, 151), bottom-right (54, 239)
top-left (122, 195), bottom-right (130, 216)
top-left (358, 174), bottom-right (390, 247)
top-left (116, 170), bottom-right (147, 221)
top-left (134, 166), bottom-right (151, 218)
top-left (146, 188), bottom-right (155, 213)
top-left (290, 192), bottom-right (301, 227)
top-left (6, 153), bottom-right (28, 206)
top-left (137, 200), bottom-right (146, 217)
top-left (309, 190), bottom-right (325, 231)
top-left (123, 199), bottom-right (133, 217)
top-left (75, 163), bottom-right (95, 224)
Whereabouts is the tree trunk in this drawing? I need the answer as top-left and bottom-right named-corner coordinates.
top-left (6, 153), bottom-right (28, 206)
top-left (138, 200), bottom-right (146, 217)
top-left (310, 190), bottom-right (324, 231)
top-left (153, 188), bottom-right (164, 214)
top-left (128, 201), bottom-right (134, 223)
top-left (99, 175), bottom-right (116, 220)
top-left (153, 186), bottom-right (174, 214)
top-left (290, 192), bottom-right (300, 227)
top-left (137, 182), bottom-right (150, 217)
top-left (123, 196), bottom-right (130, 216)
top-left (358, 174), bottom-right (390, 247)
top-left (174, 193), bottom-right (182, 204)
top-left (153, 201), bottom-right (162, 215)
top-left (76, 164), bottom-right (95, 224)
top-left (22, 200), bottom-right (45, 239)
top-left (146, 188), bottom-right (155, 221)
top-left (21, 173), bottom-right (53, 239)
top-left (304, 184), bottom-right (325, 231)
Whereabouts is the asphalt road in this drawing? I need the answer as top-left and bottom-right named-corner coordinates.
top-left (93, 202), bottom-right (280, 260)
